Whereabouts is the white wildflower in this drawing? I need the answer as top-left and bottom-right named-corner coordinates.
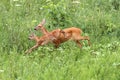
top-left (0, 70), bottom-right (4, 73)
top-left (72, 1), bottom-right (80, 4)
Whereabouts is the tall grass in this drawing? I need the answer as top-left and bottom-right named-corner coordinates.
top-left (0, 0), bottom-right (120, 80)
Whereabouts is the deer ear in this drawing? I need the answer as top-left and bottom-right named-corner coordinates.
top-left (53, 29), bottom-right (61, 38)
top-left (41, 19), bottom-right (46, 25)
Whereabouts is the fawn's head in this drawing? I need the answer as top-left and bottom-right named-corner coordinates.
top-left (34, 19), bottom-right (46, 30)
top-left (28, 33), bottom-right (50, 45)
top-left (28, 33), bottom-right (37, 40)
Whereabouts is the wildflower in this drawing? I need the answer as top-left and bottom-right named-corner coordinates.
top-left (72, 1), bottom-right (80, 4)
top-left (0, 70), bottom-right (4, 73)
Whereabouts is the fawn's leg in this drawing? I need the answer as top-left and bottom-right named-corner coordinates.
top-left (25, 44), bottom-right (39, 54)
top-left (54, 43), bottom-right (60, 48)
top-left (52, 40), bottom-right (60, 48)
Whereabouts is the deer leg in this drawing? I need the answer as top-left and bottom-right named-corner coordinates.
top-left (53, 40), bottom-right (60, 48)
top-left (79, 36), bottom-right (90, 46)
top-left (25, 44), bottom-right (39, 54)
top-left (75, 40), bottom-right (82, 48)
top-left (54, 44), bottom-right (60, 48)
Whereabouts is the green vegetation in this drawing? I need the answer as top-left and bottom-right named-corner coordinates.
top-left (0, 0), bottom-right (120, 80)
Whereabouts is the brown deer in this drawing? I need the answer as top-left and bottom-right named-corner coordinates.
top-left (51, 27), bottom-right (90, 48)
top-left (34, 19), bottom-right (49, 35)
top-left (34, 19), bottom-right (90, 48)
top-left (25, 29), bottom-right (65, 53)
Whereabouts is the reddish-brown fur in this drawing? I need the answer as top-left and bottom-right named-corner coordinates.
top-left (51, 27), bottom-right (90, 48)
top-left (25, 29), bottom-right (65, 53)
top-left (34, 19), bottom-right (90, 48)
top-left (35, 19), bottom-right (90, 47)
top-left (25, 19), bottom-right (90, 53)
top-left (34, 19), bottom-right (49, 35)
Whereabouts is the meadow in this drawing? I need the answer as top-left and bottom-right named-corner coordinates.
top-left (0, 0), bottom-right (120, 80)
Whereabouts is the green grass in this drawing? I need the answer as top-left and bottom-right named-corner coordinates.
top-left (0, 41), bottom-right (120, 80)
top-left (0, 0), bottom-right (120, 80)
top-left (0, 42), bottom-right (120, 80)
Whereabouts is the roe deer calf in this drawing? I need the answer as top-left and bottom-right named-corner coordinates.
top-left (25, 29), bottom-right (65, 53)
